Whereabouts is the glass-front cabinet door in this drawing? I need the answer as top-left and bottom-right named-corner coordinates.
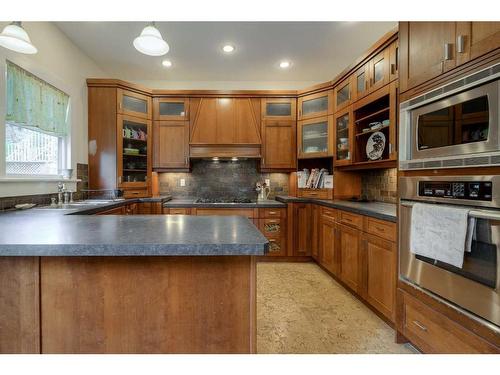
top-left (117, 114), bottom-right (152, 190)
top-left (353, 63), bottom-right (369, 101)
top-left (334, 77), bottom-right (352, 112)
top-left (298, 90), bottom-right (333, 120)
top-left (334, 107), bottom-right (353, 166)
top-left (261, 98), bottom-right (296, 121)
top-left (117, 89), bottom-right (152, 119)
top-left (369, 49), bottom-right (390, 92)
top-left (298, 115), bottom-right (333, 158)
top-left (153, 98), bottom-right (189, 121)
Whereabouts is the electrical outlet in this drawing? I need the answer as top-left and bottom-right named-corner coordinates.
top-left (265, 178), bottom-right (271, 187)
top-left (180, 178), bottom-right (186, 187)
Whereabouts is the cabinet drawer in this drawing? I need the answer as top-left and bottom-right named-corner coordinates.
top-left (167, 208), bottom-right (191, 215)
top-left (259, 218), bottom-right (283, 236)
top-left (339, 211), bottom-right (363, 229)
top-left (123, 189), bottom-right (148, 198)
top-left (260, 208), bottom-right (286, 218)
top-left (402, 292), bottom-right (498, 353)
top-left (365, 217), bottom-right (396, 242)
top-left (321, 207), bottom-right (337, 220)
top-left (194, 208), bottom-right (256, 219)
top-left (267, 237), bottom-right (286, 256)
top-left (297, 189), bottom-right (332, 199)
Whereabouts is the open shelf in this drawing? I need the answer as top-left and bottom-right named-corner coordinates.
top-left (123, 153), bottom-right (147, 158)
top-left (123, 137), bottom-right (147, 143)
top-left (123, 169), bottom-right (147, 172)
top-left (354, 107), bottom-right (390, 124)
top-left (355, 124), bottom-right (390, 137)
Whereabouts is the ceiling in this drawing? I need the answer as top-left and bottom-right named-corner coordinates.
top-left (56, 21), bottom-right (397, 89)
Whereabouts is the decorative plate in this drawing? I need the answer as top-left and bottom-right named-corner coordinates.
top-left (366, 131), bottom-right (386, 161)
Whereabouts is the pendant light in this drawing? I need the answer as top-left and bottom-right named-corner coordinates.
top-left (133, 22), bottom-right (169, 56)
top-left (0, 22), bottom-right (37, 54)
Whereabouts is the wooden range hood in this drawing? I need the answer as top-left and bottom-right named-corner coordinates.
top-left (189, 97), bottom-right (262, 158)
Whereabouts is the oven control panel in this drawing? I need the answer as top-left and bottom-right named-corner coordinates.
top-left (418, 181), bottom-right (492, 201)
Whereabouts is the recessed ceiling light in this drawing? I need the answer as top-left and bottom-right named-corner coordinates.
top-left (279, 61), bottom-right (291, 69)
top-left (222, 44), bottom-right (235, 53)
top-left (162, 59), bottom-right (172, 67)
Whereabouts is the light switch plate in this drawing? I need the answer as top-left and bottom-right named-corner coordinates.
top-left (180, 178), bottom-right (186, 187)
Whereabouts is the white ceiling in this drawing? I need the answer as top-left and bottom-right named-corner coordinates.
top-left (55, 21), bottom-right (397, 89)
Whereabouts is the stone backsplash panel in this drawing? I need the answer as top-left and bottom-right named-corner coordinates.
top-left (159, 159), bottom-right (289, 200)
top-left (361, 168), bottom-right (397, 203)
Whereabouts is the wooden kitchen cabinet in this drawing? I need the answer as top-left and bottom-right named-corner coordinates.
top-left (333, 106), bottom-right (353, 166)
top-left (259, 218), bottom-right (287, 257)
top-left (310, 204), bottom-right (320, 261)
top-left (117, 114), bottom-right (152, 194)
top-left (367, 48), bottom-right (390, 93)
top-left (117, 89), bottom-right (152, 120)
top-left (153, 98), bottom-right (189, 121)
top-left (298, 115), bottom-right (333, 158)
top-left (352, 63), bottom-right (370, 101)
top-left (361, 232), bottom-right (396, 321)
top-left (319, 211), bottom-right (337, 275)
top-left (334, 76), bottom-right (353, 112)
top-left (153, 120), bottom-right (190, 170)
top-left (456, 22), bottom-right (500, 66)
top-left (293, 203), bottom-right (311, 256)
top-left (338, 222), bottom-right (362, 293)
top-left (297, 90), bottom-right (333, 120)
top-left (399, 22), bottom-right (457, 92)
top-left (261, 120), bottom-right (296, 171)
top-left (261, 98), bottom-right (296, 121)
top-left (389, 40), bottom-right (399, 82)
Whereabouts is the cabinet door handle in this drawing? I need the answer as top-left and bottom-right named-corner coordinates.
top-left (457, 35), bottom-right (465, 53)
top-left (268, 211), bottom-right (277, 215)
top-left (443, 43), bottom-right (453, 61)
top-left (412, 320), bottom-right (428, 332)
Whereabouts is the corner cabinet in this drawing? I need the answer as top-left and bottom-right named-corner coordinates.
top-left (298, 115), bottom-right (333, 159)
top-left (261, 98), bottom-right (297, 171)
top-left (153, 98), bottom-right (190, 171)
top-left (333, 106), bottom-right (353, 166)
top-left (297, 90), bottom-right (333, 120)
top-left (88, 84), bottom-right (153, 197)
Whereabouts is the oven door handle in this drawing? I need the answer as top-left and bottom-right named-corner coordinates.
top-left (400, 201), bottom-right (500, 221)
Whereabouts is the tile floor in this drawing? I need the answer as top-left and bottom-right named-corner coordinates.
top-left (257, 262), bottom-right (415, 354)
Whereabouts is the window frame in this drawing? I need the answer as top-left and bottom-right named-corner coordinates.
top-left (0, 59), bottom-right (72, 181)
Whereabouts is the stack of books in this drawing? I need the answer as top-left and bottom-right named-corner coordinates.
top-left (297, 168), bottom-right (332, 189)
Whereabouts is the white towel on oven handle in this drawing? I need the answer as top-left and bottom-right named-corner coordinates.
top-left (410, 203), bottom-right (472, 268)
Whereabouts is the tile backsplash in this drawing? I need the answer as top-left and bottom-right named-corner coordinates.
top-left (158, 159), bottom-right (289, 200)
top-left (361, 168), bottom-right (397, 203)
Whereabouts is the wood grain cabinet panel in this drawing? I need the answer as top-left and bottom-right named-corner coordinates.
top-left (261, 120), bottom-right (296, 170)
top-left (319, 214), bottom-right (337, 274)
top-left (0, 257), bottom-right (40, 354)
top-left (261, 98), bottom-right (296, 121)
top-left (153, 120), bottom-right (189, 170)
top-left (456, 22), bottom-right (500, 65)
top-left (117, 89), bottom-right (152, 120)
top-left (40, 256), bottom-right (256, 354)
top-left (293, 203), bottom-right (311, 256)
top-left (297, 90), bottom-right (333, 120)
top-left (338, 223), bottom-right (362, 293)
top-left (362, 233), bottom-right (396, 321)
top-left (311, 205), bottom-right (320, 261)
top-left (399, 22), bottom-right (457, 92)
top-left (400, 291), bottom-right (499, 353)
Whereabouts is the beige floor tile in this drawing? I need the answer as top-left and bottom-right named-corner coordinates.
top-left (257, 262), bottom-right (415, 354)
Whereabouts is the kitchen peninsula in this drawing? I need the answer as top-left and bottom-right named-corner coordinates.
top-left (0, 201), bottom-right (267, 354)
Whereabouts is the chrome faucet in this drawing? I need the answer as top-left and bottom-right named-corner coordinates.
top-left (57, 182), bottom-right (66, 205)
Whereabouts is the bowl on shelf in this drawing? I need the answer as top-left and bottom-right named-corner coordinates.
top-left (123, 148), bottom-right (140, 155)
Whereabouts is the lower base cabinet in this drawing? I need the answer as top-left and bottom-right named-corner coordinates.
top-left (293, 203), bottom-right (312, 256)
top-left (361, 233), bottom-right (396, 321)
top-left (338, 223), bottom-right (362, 294)
top-left (319, 214), bottom-right (337, 274)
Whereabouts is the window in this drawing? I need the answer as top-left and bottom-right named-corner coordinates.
top-left (5, 61), bottom-right (69, 177)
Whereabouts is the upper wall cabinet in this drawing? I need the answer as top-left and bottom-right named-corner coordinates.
top-left (399, 22), bottom-right (500, 93)
top-left (117, 89), bottom-right (152, 120)
top-left (262, 98), bottom-right (296, 121)
top-left (334, 77), bottom-right (353, 112)
top-left (153, 98), bottom-right (189, 121)
top-left (153, 120), bottom-right (189, 171)
top-left (190, 98), bottom-right (261, 145)
top-left (297, 90), bottom-right (333, 120)
top-left (298, 115), bottom-right (333, 159)
top-left (368, 48), bottom-right (390, 93)
top-left (352, 46), bottom-right (392, 101)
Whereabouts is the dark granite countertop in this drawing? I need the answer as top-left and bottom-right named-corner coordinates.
top-left (0, 197), bottom-right (267, 256)
top-left (163, 198), bottom-right (286, 209)
top-left (275, 196), bottom-right (397, 222)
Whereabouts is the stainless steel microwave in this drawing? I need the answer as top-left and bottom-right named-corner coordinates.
top-left (399, 63), bottom-right (500, 170)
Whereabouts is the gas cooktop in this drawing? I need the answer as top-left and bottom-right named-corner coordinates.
top-left (195, 198), bottom-right (254, 204)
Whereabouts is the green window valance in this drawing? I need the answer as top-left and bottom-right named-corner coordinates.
top-left (6, 61), bottom-right (69, 137)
